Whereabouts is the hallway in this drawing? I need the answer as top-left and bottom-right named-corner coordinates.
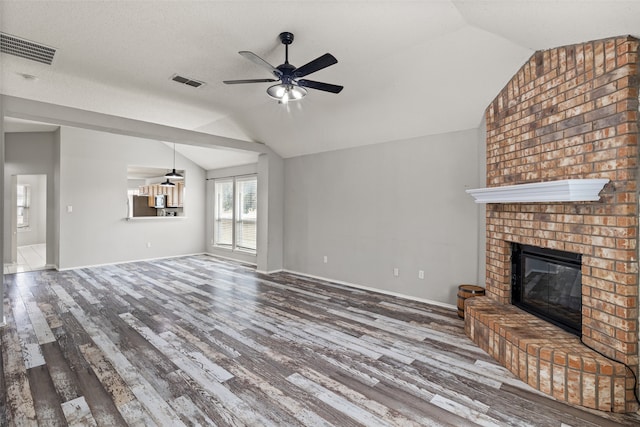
top-left (3, 243), bottom-right (47, 274)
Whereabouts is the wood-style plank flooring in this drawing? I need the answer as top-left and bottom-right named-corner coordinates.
top-left (2, 255), bottom-right (640, 426)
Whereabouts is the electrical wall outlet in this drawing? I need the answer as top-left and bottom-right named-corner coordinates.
top-left (393, 267), bottom-right (399, 277)
top-left (418, 270), bottom-right (425, 279)
top-left (323, 255), bottom-right (328, 264)
top-left (146, 242), bottom-right (152, 248)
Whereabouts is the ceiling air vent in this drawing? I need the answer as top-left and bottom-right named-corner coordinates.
top-left (0, 32), bottom-right (56, 65)
top-left (171, 74), bottom-right (206, 88)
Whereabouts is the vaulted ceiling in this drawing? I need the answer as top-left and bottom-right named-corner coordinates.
top-left (2, 1), bottom-right (640, 168)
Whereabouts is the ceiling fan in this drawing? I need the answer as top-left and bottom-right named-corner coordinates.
top-left (223, 32), bottom-right (343, 104)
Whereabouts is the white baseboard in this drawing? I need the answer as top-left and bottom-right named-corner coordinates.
top-left (204, 252), bottom-right (257, 267)
top-left (57, 253), bottom-right (206, 271)
top-left (256, 268), bottom-right (283, 275)
top-left (14, 253), bottom-right (456, 312)
top-left (282, 269), bottom-right (457, 311)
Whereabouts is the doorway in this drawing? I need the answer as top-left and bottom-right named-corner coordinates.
top-left (5, 174), bottom-right (48, 274)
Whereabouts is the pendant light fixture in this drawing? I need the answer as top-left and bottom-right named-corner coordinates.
top-left (165, 143), bottom-right (183, 180)
top-left (160, 178), bottom-right (175, 187)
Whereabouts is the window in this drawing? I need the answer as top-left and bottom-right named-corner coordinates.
top-left (214, 179), bottom-right (234, 247)
top-left (214, 175), bottom-right (257, 253)
top-left (235, 176), bottom-right (257, 251)
top-left (17, 184), bottom-right (31, 228)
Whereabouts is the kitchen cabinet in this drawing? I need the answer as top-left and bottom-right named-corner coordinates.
top-left (139, 181), bottom-right (184, 208)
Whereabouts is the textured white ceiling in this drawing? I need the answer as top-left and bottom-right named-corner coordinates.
top-left (2, 0), bottom-right (640, 164)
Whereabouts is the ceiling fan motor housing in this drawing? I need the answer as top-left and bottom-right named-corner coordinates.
top-left (277, 63), bottom-right (296, 84)
top-left (279, 32), bottom-right (294, 45)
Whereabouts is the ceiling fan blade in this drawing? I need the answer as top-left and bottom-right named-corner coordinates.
top-left (297, 79), bottom-right (343, 94)
top-left (239, 51), bottom-right (281, 78)
top-left (293, 53), bottom-right (338, 78)
top-left (223, 79), bottom-right (278, 84)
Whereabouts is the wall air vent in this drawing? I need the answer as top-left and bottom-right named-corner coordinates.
top-left (171, 74), bottom-right (206, 88)
top-left (0, 32), bottom-right (56, 65)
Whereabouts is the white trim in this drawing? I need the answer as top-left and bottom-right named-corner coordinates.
top-left (210, 245), bottom-right (258, 257)
top-left (466, 179), bottom-right (609, 203)
top-left (205, 252), bottom-right (257, 267)
top-left (57, 252), bottom-right (206, 271)
top-left (3, 263), bottom-right (58, 274)
top-left (256, 269), bottom-right (283, 275)
top-left (14, 251), bottom-right (455, 312)
top-left (282, 269), bottom-right (457, 311)
top-left (125, 216), bottom-right (186, 221)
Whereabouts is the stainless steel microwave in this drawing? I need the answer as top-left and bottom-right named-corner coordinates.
top-left (154, 195), bottom-right (166, 208)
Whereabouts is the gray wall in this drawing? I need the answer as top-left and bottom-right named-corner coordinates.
top-left (257, 153), bottom-right (284, 273)
top-left (53, 129), bottom-right (61, 268)
top-left (0, 98), bottom-right (4, 325)
top-left (58, 126), bottom-right (206, 269)
top-left (283, 128), bottom-right (481, 306)
top-left (4, 132), bottom-right (59, 267)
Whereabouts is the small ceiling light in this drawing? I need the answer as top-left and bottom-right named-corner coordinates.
top-left (165, 143), bottom-right (183, 180)
top-left (160, 179), bottom-right (176, 187)
top-left (267, 84), bottom-right (307, 104)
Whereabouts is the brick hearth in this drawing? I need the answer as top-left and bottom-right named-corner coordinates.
top-left (465, 298), bottom-right (630, 412)
top-left (468, 36), bottom-right (640, 412)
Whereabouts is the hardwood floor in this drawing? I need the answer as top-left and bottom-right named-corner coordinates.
top-left (2, 255), bottom-right (640, 426)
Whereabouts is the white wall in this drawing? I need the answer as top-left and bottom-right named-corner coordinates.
top-left (4, 132), bottom-right (58, 266)
top-left (16, 174), bottom-right (47, 246)
top-left (284, 128), bottom-right (481, 306)
top-left (58, 126), bottom-right (206, 269)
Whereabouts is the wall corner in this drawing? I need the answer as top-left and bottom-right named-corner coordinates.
top-left (257, 151), bottom-right (284, 273)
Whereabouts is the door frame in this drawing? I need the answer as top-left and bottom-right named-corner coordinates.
top-left (11, 174), bottom-right (48, 266)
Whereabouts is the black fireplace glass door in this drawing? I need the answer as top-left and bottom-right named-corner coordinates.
top-left (512, 243), bottom-right (582, 335)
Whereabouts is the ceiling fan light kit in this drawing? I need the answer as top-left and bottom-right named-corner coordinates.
top-left (224, 31), bottom-right (343, 103)
top-left (267, 84), bottom-right (307, 104)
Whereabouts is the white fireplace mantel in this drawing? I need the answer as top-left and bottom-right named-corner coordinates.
top-left (466, 179), bottom-right (610, 204)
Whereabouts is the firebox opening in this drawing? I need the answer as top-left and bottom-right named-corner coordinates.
top-left (511, 243), bottom-right (582, 336)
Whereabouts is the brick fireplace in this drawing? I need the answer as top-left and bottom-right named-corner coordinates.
top-left (466, 36), bottom-right (640, 412)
